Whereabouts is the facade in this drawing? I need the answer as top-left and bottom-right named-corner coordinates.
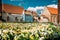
top-left (32, 11), bottom-right (38, 22)
top-left (2, 4), bottom-right (24, 22)
top-left (2, 4), bottom-right (38, 22)
top-left (41, 7), bottom-right (58, 24)
top-left (23, 14), bottom-right (33, 22)
top-left (2, 12), bottom-right (23, 22)
top-left (23, 10), bottom-right (33, 22)
top-left (40, 15), bottom-right (49, 22)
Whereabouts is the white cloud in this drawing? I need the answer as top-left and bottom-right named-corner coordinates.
top-left (36, 6), bottom-right (44, 10)
top-left (47, 4), bottom-right (58, 8)
top-left (27, 7), bottom-right (37, 12)
top-left (27, 4), bottom-right (58, 12)
top-left (27, 6), bottom-right (44, 12)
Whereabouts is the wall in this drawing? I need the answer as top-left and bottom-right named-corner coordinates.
top-left (40, 16), bottom-right (49, 22)
top-left (41, 7), bottom-right (51, 22)
top-left (2, 13), bottom-right (23, 22)
top-left (51, 15), bottom-right (58, 24)
top-left (2, 12), bottom-right (7, 21)
top-left (7, 14), bottom-right (23, 22)
top-left (23, 14), bottom-right (33, 22)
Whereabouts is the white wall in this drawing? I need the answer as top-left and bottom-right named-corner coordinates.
top-left (41, 7), bottom-right (51, 22)
top-left (2, 13), bottom-right (23, 22)
top-left (7, 14), bottom-right (23, 22)
top-left (2, 13), bottom-right (7, 21)
top-left (39, 16), bottom-right (48, 22)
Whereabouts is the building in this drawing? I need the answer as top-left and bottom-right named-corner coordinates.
top-left (40, 15), bottom-right (49, 22)
top-left (2, 4), bottom-right (24, 22)
top-left (31, 11), bottom-right (38, 22)
top-left (2, 4), bottom-right (38, 22)
top-left (22, 10), bottom-right (38, 22)
top-left (41, 7), bottom-right (58, 24)
top-left (23, 10), bottom-right (35, 22)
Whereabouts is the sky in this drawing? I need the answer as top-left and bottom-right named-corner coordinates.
top-left (2, 0), bottom-right (58, 9)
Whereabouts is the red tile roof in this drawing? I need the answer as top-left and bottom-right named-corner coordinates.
top-left (2, 4), bottom-right (24, 14)
top-left (47, 7), bottom-right (58, 15)
top-left (32, 12), bottom-right (37, 16)
top-left (24, 10), bottom-right (37, 16)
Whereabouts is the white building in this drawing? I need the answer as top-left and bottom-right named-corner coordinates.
top-left (2, 4), bottom-right (24, 22)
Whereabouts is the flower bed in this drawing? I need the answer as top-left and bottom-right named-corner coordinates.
top-left (0, 23), bottom-right (60, 40)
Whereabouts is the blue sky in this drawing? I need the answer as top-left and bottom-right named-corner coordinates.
top-left (2, 0), bottom-right (58, 9)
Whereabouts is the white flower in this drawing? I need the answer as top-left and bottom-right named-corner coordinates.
top-left (42, 24), bottom-right (46, 27)
top-left (39, 37), bottom-right (45, 40)
top-left (47, 31), bottom-right (52, 34)
top-left (0, 29), bottom-right (1, 34)
top-left (9, 30), bottom-right (13, 34)
top-left (29, 29), bottom-right (34, 33)
top-left (44, 32), bottom-right (47, 36)
top-left (40, 28), bottom-right (45, 31)
top-left (21, 30), bottom-right (29, 33)
top-left (14, 35), bottom-right (18, 40)
top-left (3, 29), bottom-right (9, 34)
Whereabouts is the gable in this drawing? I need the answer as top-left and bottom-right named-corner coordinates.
top-left (41, 7), bottom-right (51, 17)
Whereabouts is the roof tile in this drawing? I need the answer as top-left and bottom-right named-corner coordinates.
top-left (47, 7), bottom-right (58, 15)
top-left (2, 4), bottom-right (24, 14)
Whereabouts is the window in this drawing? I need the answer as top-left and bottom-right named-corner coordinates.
top-left (7, 16), bottom-right (9, 21)
top-left (15, 17), bottom-right (18, 22)
top-left (20, 18), bottom-right (22, 22)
